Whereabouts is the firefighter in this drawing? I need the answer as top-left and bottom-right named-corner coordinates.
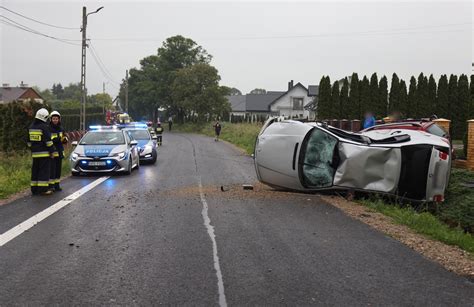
top-left (27, 108), bottom-right (54, 196)
top-left (155, 122), bottom-right (163, 146)
top-left (49, 111), bottom-right (67, 191)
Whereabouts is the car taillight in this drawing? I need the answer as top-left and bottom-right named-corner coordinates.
top-left (433, 195), bottom-right (444, 202)
top-left (439, 151), bottom-right (448, 160)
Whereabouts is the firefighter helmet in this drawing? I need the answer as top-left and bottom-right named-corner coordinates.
top-left (50, 110), bottom-right (61, 118)
top-left (35, 108), bottom-right (49, 122)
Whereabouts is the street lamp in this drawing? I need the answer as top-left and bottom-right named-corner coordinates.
top-left (80, 6), bottom-right (104, 131)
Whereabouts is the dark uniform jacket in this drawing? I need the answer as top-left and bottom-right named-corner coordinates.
top-left (50, 124), bottom-right (65, 158)
top-left (27, 119), bottom-right (54, 158)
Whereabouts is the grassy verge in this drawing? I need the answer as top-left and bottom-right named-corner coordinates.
top-left (175, 122), bottom-right (261, 154)
top-left (360, 168), bottom-right (474, 255)
top-left (0, 149), bottom-right (71, 199)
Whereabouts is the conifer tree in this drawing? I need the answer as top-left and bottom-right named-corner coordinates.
top-left (470, 75), bottom-right (474, 118)
top-left (399, 80), bottom-right (408, 118)
top-left (407, 76), bottom-right (417, 118)
top-left (378, 75), bottom-right (388, 117)
top-left (369, 73), bottom-right (379, 116)
top-left (427, 74), bottom-right (437, 116)
top-left (339, 78), bottom-right (349, 119)
top-left (331, 81), bottom-right (340, 119)
top-left (415, 73), bottom-right (429, 118)
top-left (437, 75), bottom-right (449, 117)
top-left (359, 76), bottom-right (370, 119)
top-left (348, 73), bottom-right (360, 119)
top-left (448, 74), bottom-right (458, 121)
top-left (317, 76), bottom-right (332, 120)
top-left (454, 74), bottom-right (469, 139)
top-left (389, 73), bottom-right (400, 113)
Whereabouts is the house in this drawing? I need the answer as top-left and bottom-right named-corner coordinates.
top-left (0, 83), bottom-right (44, 104)
top-left (227, 80), bottom-right (319, 122)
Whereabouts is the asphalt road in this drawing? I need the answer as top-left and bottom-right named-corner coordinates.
top-left (0, 133), bottom-right (473, 306)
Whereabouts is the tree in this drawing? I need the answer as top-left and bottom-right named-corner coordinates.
top-left (52, 83), bottom-right (64, 98)
top-left (62, 83), bottom-right (82, 102)
top-left (448, 74), bottom-right (458, 121)
top-left (368, 73), bottom-right (379, 116)
top-left (437, 75), bottom-right (449, 118)
top-left (453, 74), bottom-right (469, 139)
top-left (330, 81), bottom-right (340, 119)
top-left (399, 80), bottom-right (408, 117)
top-left (339, 78), bottom-right (349, 119)
top-left (415, 73), bottom-right (429, 118)
top-left (348, 73), bottom-right (360, 119)
top-left (359, 76), bottom-right (370, 119)
top-left (317, 76), bottom-right (332, 120)
top-left (427, 74), bottom-right (437, 116)
top-left (88, 93), bottom-right (113, 109)
top-left (389, 73), bottom-right (400, 113)
top-left (249, 88), bottom-right (267, 94)
top-left (378, 75), bottom-right (388, 117)
top-left (229, 87), bottom-right (242, 96)
top-left (172, 63), bottom-right (230, 121)
top-left (407, 76), bottom-right (417, 118)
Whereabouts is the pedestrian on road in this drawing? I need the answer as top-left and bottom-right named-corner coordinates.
top-left (156, 122), bottom-right (163, 146)
top-left (27, 108), bottom-right (54, 196)
top-left (213, 121), bottom-right (222, 141)
top-left (49, 111), bottom-right (67, 192)
top-left (168, 116), bottom-right (173, 131)
top-left (363, 111), bottom-right (376, 129)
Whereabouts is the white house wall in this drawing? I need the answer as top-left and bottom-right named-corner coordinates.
top-left (270, 86), bottom-right (314, 119)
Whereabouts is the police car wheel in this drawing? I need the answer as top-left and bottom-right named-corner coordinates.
top-left (124, 158), bottom-right (132, 175)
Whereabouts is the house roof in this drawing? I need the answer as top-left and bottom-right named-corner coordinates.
top-left (268, 82), bottom-right (309, 108)
top-left (308, 85), bottom-right (319, 96)
top-left (226, 95), bottom-right (246, 112)
top-left (0, 86), bottom-right (42, 103)
top-left (246, 91), bottom-right (285, 112)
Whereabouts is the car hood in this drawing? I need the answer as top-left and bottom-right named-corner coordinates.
top-left (75, 144), bottom-right (127, 157)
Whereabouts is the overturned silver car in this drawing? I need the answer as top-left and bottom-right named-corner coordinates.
top-left (254, 118), bottom-right (451, 202)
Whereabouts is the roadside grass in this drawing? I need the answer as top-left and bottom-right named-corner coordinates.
top-left (0, 149), bottom-right (71, 199)
top-left (175, 122), bottom-right (261, 154)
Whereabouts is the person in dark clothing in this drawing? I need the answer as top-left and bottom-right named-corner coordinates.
top-left (49, 111), bottom-right (67, 191)
top-left (28, 108), bottom-right (54, 196)
top-left (168, 116), bottom-right (173, 131)
top-left (213, 121), bottom-right (222, 141)
top-left (155, 122), bottom-right (163, 146)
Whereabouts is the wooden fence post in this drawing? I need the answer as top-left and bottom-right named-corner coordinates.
top-left (432, 118), bottom-right (451, 135)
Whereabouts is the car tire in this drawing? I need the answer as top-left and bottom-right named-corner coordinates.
top-left (135, 157), bottom-right (140, 170)
top-left (124, 157), bottom-right (132, 175)
top-left (151, 151), bottom-right (157, 164)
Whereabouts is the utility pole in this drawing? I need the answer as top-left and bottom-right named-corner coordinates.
top-left (79, 6), bottom-right (103, 131)
top-left (80, 6), bottom-right (87, 131)
top-left (125, 70), bottom-right (129, 113)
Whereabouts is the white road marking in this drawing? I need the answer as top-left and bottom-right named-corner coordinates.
top-left (0, 176), bottom-right (110, 247)
top-left (198, 177), bottom-right (227, 307)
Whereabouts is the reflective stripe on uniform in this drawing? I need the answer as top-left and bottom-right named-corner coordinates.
top-left (29, 130), bottom-right (43, 141)
top-left (32, 152), bottom-right (50, 158)
top-left (51, 133), bottom-right (58, 139)
top-left (31, 181), bottom-right (38, 186)
top-left (53, 152), bottom-right (60, 157)
top-left (46, 141), bottom-right (53, 147)
top-left (59, 132), bottom-right (63, 138)
top-left (37, 181), bottom-right (49, 187)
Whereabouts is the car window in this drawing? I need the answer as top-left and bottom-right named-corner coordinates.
top-left (427, 124), bottom-right (447, 137)
top-left (301, 128), bottom-right (338, 188)
top-left (129, 129), bottom-right (151, 140)
top-left (80, 131), bottom-right (125, 145)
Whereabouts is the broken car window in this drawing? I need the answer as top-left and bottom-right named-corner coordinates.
top-left (302, 128), bottom-right (338, 188)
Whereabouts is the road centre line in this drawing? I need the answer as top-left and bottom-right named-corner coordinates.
top-left (198, 177), bottom-right (228, 307)
top-left (0, 176), bottom-right (110, 247)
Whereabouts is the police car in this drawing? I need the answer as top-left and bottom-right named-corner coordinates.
top-left (70, 126), bottom-right (140, 176)
top-left (122, 123), bottom-right (158, 164)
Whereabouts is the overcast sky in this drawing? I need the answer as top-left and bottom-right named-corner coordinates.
top-left (1, 0), bottom-right (472, 97)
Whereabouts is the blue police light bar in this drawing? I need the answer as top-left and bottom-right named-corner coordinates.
top-left (89, 125), bottom-right (119, 130)
top-left (119, 122), bottom-right (148, 129)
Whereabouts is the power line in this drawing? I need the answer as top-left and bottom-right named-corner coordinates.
top-left (88, 41), bottom-right (120, 85)
top-left (0, 5), bottom-right (79, 30)
top-left (87, 42), bottom-right (120, 88)
top-left (85, 22), bottom-right (472, 42)
top-left (0, 17), bottom-right (81, 46)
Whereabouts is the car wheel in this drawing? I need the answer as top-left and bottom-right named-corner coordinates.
top-left (151, 151), bottom-right (157, 164)
top-left (124, 157), bottom-right (132, 175)
top-left (136, 157), bottom-right (140, 170)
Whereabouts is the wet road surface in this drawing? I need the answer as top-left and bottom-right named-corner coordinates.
top-left (0, 133), bottom-right (473, 306)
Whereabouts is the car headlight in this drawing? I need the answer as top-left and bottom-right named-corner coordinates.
top-left (113, 151), bottom-right (126, 159)
top-left (71, 152), bottom-right (79, 161)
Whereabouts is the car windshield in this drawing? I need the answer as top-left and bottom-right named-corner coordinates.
top-left (129, 129), bottom-right (150, 140)
top-left (301, 128), bottom-right (338, 188)
top-left (80, 131), bottom-right (125, 145)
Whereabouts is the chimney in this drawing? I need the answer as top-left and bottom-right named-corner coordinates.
top-left (288, 80), bottom-right (294, 90)
top-left (20, 81), bottom-right (28, 88)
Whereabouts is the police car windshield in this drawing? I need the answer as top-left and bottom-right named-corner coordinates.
top-left (80, 131), bottom-right (125, 145)
top-left (129, 129), bottom-right (150, 140)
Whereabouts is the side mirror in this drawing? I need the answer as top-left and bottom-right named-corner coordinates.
top-left (71, 141), bottom-right (78, 146)
top-left (152, 135), bottom-right (157, 140)
top-left (130, 140), bottom-right (138, 146)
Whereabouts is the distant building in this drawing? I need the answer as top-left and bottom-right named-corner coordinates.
top-left (0, 82), bottom-right (44, 104)
top-left (227, 80), bottom-right (318, 121)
